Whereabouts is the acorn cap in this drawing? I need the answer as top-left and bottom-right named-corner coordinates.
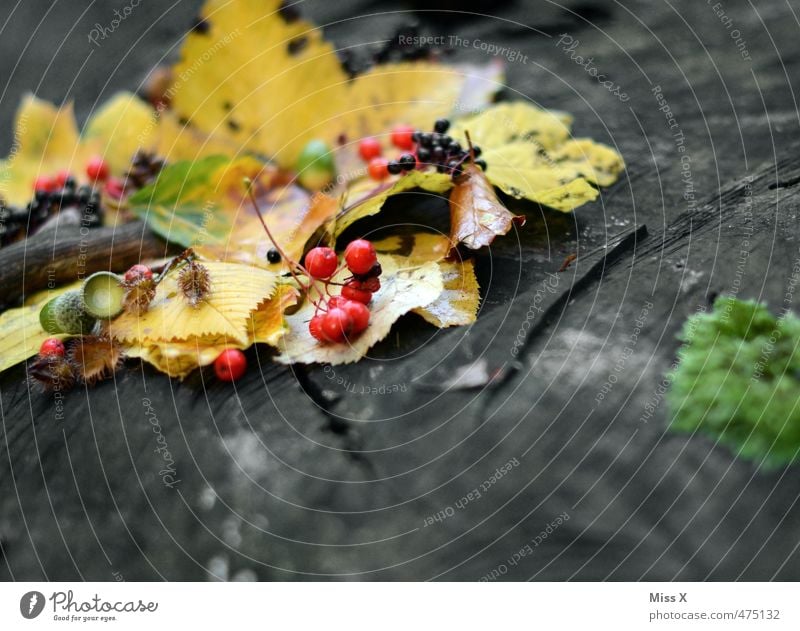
top-left (40, 289), bottom-right (97, 334)
top-left (82, 271), bottom-right (125, 319)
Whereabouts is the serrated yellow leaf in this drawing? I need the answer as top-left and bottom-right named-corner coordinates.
top-left (0, 282), bottom-right (79, 372)
top-left (276, 256), bottom-right (443, 365)
top-left (125, 283), bottom-right (297, 379)
top-left (449, 102), bottom-right (624, 212)
top-left (109, 261), bottom-right (277, 345)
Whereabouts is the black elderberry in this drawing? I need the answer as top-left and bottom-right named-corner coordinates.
top-left (419, 132), bottom-right (433, 148)
top-left (416, 147), bottom-right (431, 163)
top-left (434, 118), bottom-right (450, 134)
top-left (432, 145), bottom-right (445, 160)
top-left (475, 159), bottom-right (487, 171)
top-left (447, 160), bottom-right (464, 177)
top-left (449, 141), bottom-right (462, 154)
top-left (267, 248), bottom-right (281, 263)
top-left (472, 145), bottom-right (482, 158)
top-left (398, 153), bottom-right (416, 170)
top-left (387, 161), bottom-right (403, 175)
top-left (439, 135), bottom-right (452, 148)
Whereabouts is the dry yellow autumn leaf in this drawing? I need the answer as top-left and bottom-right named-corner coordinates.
top-left (276, 256), bottom-right (443, 365)
top-left (109, 261), bottom-right (277, 345)
top-left (0, 282), bottom-right (79, 372)
top-left (125, 283), bottom-right (298, 378)
top-left (169, 0), bottom-right (502, 167)
top-left (449, 102), bottom-right (625, 212)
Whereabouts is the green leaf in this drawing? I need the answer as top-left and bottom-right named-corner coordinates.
top-left (129, 155), bottom-right (229, 247)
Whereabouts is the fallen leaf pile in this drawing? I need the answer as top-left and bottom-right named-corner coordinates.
top-left (0, 0), bottom-right (625, 384)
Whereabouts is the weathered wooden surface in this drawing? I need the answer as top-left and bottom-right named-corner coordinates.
top-left (2, 0), bottom-right (800, 580)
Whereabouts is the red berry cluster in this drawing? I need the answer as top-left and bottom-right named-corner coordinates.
top-left (33, 156), bottom-right (126, 201)
top-left (358, 119), bottom-right (486, 182)
top-left (305, 239), bottom-right (381, 344)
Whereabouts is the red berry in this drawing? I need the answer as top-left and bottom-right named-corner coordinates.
top-left (214, 349), bottom-right (247, 381)
top-left (309, 314), bottom-right (327, 342)
top-left (34, 175), bottom-right (56, 193)
top-left (124, 264), bottom-right (153, 283)
top-left (358, 137), bottom-right (382, 161)
top-left (344, 239), bottom-right (377, 275)
top-left (367, 157), bottom-right (389, 181)
top-left (326, 296), bottom-right (347, 309)
top-left (304, 246), bottom-right (338, 279)
top-left (105, 177), bottom-right (125, 200)
top-left (391, 124), bottom-right (415, 150)
top-left (86, 155), bottom-right (110, 181)
top-left (321, 308), bottom-right (353, 343)
top-left (39, 337), bottom-right (65, 357)
top-left (54, 169), bottom-right (72, 188)
top-left (341, 280), bottom-right (372, 305)
top-left (341, 300), bottom-right (370, 334)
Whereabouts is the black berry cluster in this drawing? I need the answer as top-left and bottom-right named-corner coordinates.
top-left (386, 118), bottom-right (486, 180)
top-left (0, 180), bottom-right (104, 247)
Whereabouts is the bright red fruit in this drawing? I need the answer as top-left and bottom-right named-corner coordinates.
top-left (367, 157), bottom-right (389, 181)
top-left (308, 314), bottom-right (327, 342)
top-left (391, 124), bottom-right (415, 150)
top-left (34, 175), bottom-right (56, 193)
top-left (359, 137), bottom-right (382, 161)
top-left (86, 155), bottom-right (110, 181)
top-left (321, 308), bottom-right (353, 343)
top-left (304, 246), bottom-right (338, 279)
top-left (39, 337), bottom-right (65, 357)
top-left (124, 264), bottom-right (153, 283)
top-left (214, 349), bottom-right (247, 381)
top-left (344, 239), bottom-right (377, 275)
top-left (341, 280), bottom-right (372, 305)
top-left (342, 300), bottom-right (369, 334)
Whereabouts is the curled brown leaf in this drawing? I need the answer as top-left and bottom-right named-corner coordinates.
top-left (448, 163), bottom-right (525, 251)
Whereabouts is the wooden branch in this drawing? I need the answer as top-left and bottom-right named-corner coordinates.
top-left (0, 221), bottom-right (167, 306)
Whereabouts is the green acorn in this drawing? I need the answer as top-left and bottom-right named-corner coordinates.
top-left (296, 139), bottom-right (335, 190)
top-left (82, 271), bottom-right (125, 319)
top-left (39, 290), bottom-right (97, 335)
